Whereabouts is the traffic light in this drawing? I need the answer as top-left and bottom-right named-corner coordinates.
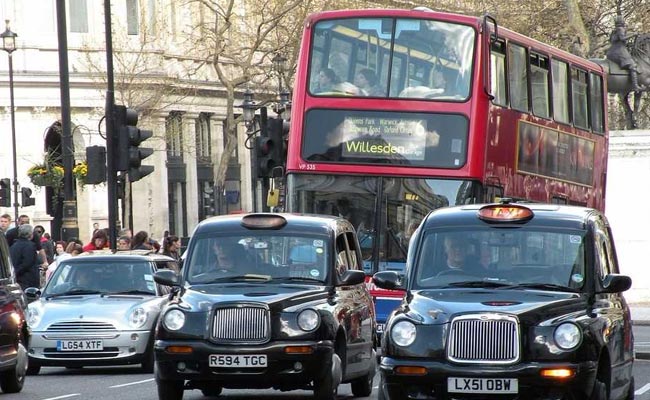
top-left (85, 146), bottom-right (107, 184)
top-left (21, 187), bottom-right (35, 207)
top-left (0, 179), bottom-right (10, 207)
top-left (267, 118), bottom-right (289, 177)
top-left (114, 104), bottom-right (155, 182)
top-left (255, 134), bottom-right (276, 178)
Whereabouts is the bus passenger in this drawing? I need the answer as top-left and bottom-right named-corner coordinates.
top-left (316, 68), bottom-right (339, 93)
top-left (354, 68), bottom-right (384, 96)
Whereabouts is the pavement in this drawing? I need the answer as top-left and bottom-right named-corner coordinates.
top-left (631, 303), bottom-right (650, 360)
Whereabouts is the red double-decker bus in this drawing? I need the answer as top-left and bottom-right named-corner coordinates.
top-left (284, 8), bottom-right (608, 330)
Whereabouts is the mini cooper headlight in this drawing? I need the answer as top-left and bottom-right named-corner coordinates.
top-left (163, 309), bottom-right (186, 331)
top-left (554, 323), bottom-right (581, 350)
top-left (26, 304), bottom-right (42, 329)
top-left (297, 309), bottom-right (320, 331)
top-left (391, 320), bottom-right (417, 347)
top-left (128, 307), bottom-right (148, 329)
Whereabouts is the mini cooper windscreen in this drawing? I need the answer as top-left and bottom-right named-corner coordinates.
top-left (186, 235), bottom-right (332, 284)
top-left (413, 228), bottom-right (586, 290)
top-left (45, 261), bottom-right (157, 295)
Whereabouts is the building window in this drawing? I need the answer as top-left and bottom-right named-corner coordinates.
top-left (196, 113), bottom-right (212, 161)
top-left (146, 0), bottom-right (156, 34)
top-left (126, 0), bottom-right (139, 35)
top-left (69, 0), bottom-right (89, 33)
top-left (166, 112), bottom-right (183, 159)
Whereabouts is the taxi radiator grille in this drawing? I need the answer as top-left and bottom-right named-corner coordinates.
top-left (211, 306), bottom-right (270, 344)
top-left (47, 321), bottom-right (117, 332)
top-left (447, 314), bottom-right (520, 364)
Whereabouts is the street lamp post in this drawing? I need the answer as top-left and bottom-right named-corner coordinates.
top-left (1, 20), bottom-right (19, 226)
top-left (271, 53), bottom-right (287, 95)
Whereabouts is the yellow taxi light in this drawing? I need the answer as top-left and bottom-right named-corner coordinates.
top-left (284, 346), bottom-right (314, 354)
top-left (478, 205), bottom-right (534, 223)
top-left (241, 214), bottom-right (288, 230)
top-left (394, 366), bottom-right (427, 376)
top-left (540, 368), bottom-right (575, 379)
top-left (166, 346), bottom-right (194, 354)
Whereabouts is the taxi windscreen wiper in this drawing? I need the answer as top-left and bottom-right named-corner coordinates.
top-left (46, 289), bottom-right (105, 299)
top-left (206, 274), bottom-right (273, 283)
top-left (497, 283), bottom-right (577, 292)
top-left (272, 277), bottom-right (324, 284)
top-left (447, 280), bottom-right (514, 288)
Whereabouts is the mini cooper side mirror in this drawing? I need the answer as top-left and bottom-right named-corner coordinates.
top-left (154, 269), bottom-right (181, 287)
top-left (24, 287), bottom-right (41, 299)
top-left (339, 270), bottom-right (365, 286)
top-left (372, 271), bottom-right (402, 290)
top-left (600, 274), bottom-right (632, 293)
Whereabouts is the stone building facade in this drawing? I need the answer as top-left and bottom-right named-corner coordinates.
top-left (0, 1), bottom-right (252, 243)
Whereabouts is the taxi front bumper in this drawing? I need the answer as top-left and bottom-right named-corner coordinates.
top-left (379, 356), bottom-right (598, 400)
top-left (155, 339), bottom-right (334, 389)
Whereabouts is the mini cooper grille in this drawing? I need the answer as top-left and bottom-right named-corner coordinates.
top-left (447, 314), bottom-right (520, 364)
top-left (47, 321), bottom-right (117, 332)
top-left (212, 306), bottom-right (270, 343)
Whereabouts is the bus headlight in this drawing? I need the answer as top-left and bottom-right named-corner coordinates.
top-left (554, 323), bottom-right (581, 350)
top-left (391, 320), bottom-right (417, 347)
top-left (163, 309), bottom-right (186, 331)
top-left (297, 309), bottom-right (320, 331)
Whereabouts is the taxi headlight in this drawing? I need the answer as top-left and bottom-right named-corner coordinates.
top-left (554, 323), bottom-right (581, 350)
top-left (128, 307), bottom-right (148, 329)
top-left (26, 305), bottom-right (42, 329)
top-left (163, 309), bottom-right (186, 331)
top-left (297, 309), bottom-right (320, 331)
top-left (391, 320), bottom-right (417, 347)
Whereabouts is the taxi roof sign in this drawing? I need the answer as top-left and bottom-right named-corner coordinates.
top-left (478, 204), bottom-right (534, 223)
top-left (241, 214), bottom-right (288, 229)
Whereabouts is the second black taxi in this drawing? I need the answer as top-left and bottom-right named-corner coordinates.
top-left (374, 200), bottom-right (634, 400)
top-left (153, 213), bottom-right (377, 400)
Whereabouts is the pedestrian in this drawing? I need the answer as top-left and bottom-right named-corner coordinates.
top-left (9, 224), bottom-right (40, 290)
top-left (35, 226), bottom-right (55, 264)
top-left (117, 236), bottom-right (131, 251)
top-left (83, 229), bottom-right (109, 252)
top-left (118, 228), bottom-right (133, 239)
top-left (53, 240), bottom-right (67, 261)
top-left (7, 215), bottom-right (48, 272)
top-left (0, 214), bottom-right (11, 233)
top-left (162, 235), bottom-right (181, 261)
top-left (46, 242), bottom-right (83, 282)
top-left (131, 231), bottom-right (151, 250)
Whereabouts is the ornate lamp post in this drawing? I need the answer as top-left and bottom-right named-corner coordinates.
top-left (271, 53), bottom-right (287, 94)
top-left (1, 20), bottom-right (19, 226)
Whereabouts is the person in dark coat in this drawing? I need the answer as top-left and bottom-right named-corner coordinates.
top-left (9, 224), bottom-right (40, 290)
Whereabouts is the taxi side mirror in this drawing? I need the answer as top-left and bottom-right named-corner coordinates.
top-left (372, 271), bottom-right (403, 290)
top-left (600, 274), bottom-right (632, 293)
top-left (154, 269), bottom-right (181, 287)
top-left (339, 270), bottom-right (365, 286)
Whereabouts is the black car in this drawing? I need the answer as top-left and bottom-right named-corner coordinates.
top-left (373, 201), bottom-right (634, 400)
top-left (153, 213), bottom-right (377, 400)
top-left (0, 231), bottom-right (28, 393)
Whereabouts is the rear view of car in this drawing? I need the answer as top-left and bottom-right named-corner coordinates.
top-left (375, 201), bottom-right (634, 400)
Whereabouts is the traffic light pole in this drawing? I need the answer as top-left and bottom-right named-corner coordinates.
top-left (104, 0), bottom-right (118, 250)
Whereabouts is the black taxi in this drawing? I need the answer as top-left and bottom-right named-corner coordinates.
top-left (373, 201), bottom-right (634, 400)
top-left (153, 213), bottom-right (377, 400)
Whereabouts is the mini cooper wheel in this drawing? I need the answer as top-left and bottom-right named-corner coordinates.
top-left (156, 372), bottom-right (184, 400)
top-left (26, 362), bottom-right (41, 376)
top-left (313, 353), bottom-right (341, 400)
top-left (201, 387), bottom-right (223, 397)
top-left (0, 340), bottom-right (27, 393)
top-left (350, 349), bottom-right (376, 397)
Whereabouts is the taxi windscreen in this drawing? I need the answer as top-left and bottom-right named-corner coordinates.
top-left (186, 234), bottom-right (331, 284)
top-left (413, 228), bottom-right (586, 290)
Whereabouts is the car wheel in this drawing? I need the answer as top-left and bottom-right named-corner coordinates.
top-left (377, 374), bottom-right (388, 400)
top-left (0, 340), bottom-right (27, 393)
top-left (350, 349), bottom-right (376, 397)
top-left (141, 347), bottom-right (155, 373)
top-left (26, 363), bottom-right (41, 376)
top-left (201, 386), bottom-right (223, 397)
top-left (156, 370), bottom-right (184, 400)
top-left (591, 377), bottom-right (607, 400)
top-left (313, 353), bottom-right (341, 400)
top-left (626, 377), bottom-right (635, 400)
